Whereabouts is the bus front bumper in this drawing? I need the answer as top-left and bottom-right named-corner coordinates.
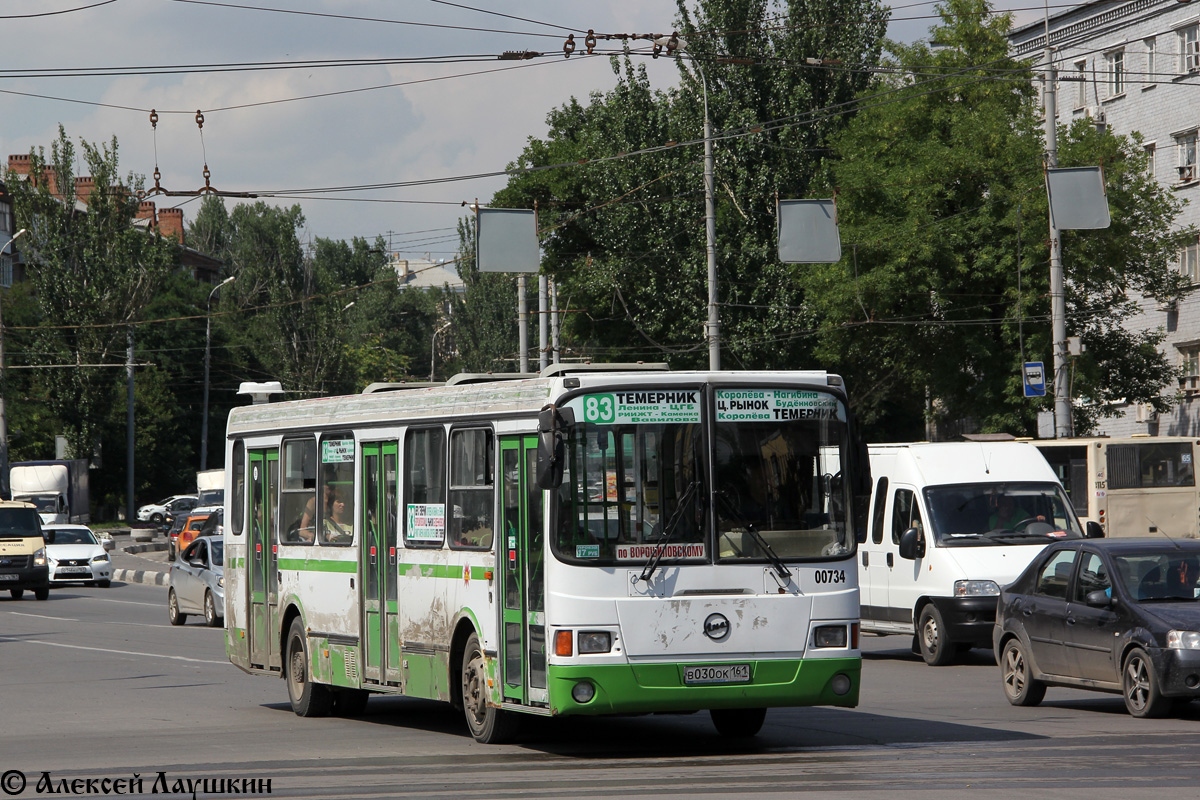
top-left (547, 656), bottom-right (861, 716)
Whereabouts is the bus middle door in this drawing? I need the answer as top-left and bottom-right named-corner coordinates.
top-left (248, 449), bottom-right (280, 670)
top-left (499, 436), bottom-right (547, 706)
top-left (361, 441), bottom-right (401, 685)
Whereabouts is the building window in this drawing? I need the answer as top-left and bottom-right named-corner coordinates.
top-left (1177, 131), bottom-right (1197, 182)
top-left (1182, 346), bottom-right (1200, 394)
top-left (1181, 239), bottom-right (1200, 284)
top-left (1105, 49), bottom-right (1125, 96)
top-left (1075, 60), bottom-right (1088, 107)
top-left (1146, 37), bottom-right (1157, 85)
top-left (1181, 25), bottom-right (1200, 73)
top-left (1146, 143), bottom-right (1156, 178)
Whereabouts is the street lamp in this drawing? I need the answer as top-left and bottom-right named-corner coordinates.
top-left (430, 321), bottom-right (450, 382)
top-left (200, 275), bottom-right (235, 472)
top-left (0, 228), bottom-right (27, 500)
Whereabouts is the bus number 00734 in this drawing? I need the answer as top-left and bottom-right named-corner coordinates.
top-left (814, 569), bottom-right (846, 584)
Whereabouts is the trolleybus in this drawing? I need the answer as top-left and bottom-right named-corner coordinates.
top-left (1033, 436), bottom-right (1200, 539)
top-left (222, 364), bottom-right (869, 742)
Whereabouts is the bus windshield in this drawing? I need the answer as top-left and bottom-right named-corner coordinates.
top-left (552, 386), bottom-right (853, 565)
top-left (923, 482), bottom-right (1084, 546)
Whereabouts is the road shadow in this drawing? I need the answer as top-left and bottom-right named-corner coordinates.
top-left (262, 695), bottom-right (1043, 756)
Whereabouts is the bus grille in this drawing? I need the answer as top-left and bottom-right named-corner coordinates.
top-left (0, 555), bottom-right (31, 568)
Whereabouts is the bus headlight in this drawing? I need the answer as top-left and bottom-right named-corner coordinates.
top-left (577, 632), bottom-right (612, 654)
top-left (33, 547), bottom-right (46, 567)
top-left (1167, 630), bottom-right (1200, 649)
top-left (954, 580), bottom-right (1000, 597)
top-left (571, 682), bottom-right (596, 703)
top-left (812, 625), bottom-right (847, 648)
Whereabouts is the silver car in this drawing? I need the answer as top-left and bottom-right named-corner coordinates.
top-left (167, 536), bottom-right (224, 627)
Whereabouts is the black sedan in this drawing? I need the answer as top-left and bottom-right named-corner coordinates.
top-left (993, 538), bottom-right (1200, 718)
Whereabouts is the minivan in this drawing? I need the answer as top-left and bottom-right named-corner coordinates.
top-left (859, 441), bottom-right (1101, 665)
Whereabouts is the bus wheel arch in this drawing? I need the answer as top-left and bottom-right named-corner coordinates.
top-left (448, 618), bottom-right (477, 711)
top-left (278, 604), bottom-right (303, 678)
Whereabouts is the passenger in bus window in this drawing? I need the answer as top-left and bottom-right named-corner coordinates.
top-left (323, 489), bottom-right (352, 543)
top-left (299, 484), bottom-right (333, 542)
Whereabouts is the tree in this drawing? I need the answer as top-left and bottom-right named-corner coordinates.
top-left (216, 201), bottom-right (347, 396)
top-left (493, 0), bottom-right (889, 366)
top-left (804, 0), bottom-right (1191, 437)
top-left (5, 126), bottom-right (175, 463)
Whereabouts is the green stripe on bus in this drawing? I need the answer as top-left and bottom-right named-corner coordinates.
top-left (277, 558), bottom-right (358, 573)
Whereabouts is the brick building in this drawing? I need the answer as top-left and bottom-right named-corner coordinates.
top-left (4, 154), bottom-right (220, 284)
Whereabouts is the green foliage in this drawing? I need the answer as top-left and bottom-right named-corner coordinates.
top-left (494, 0), bottom-right (888, 366)
top-left (5, 127), bottom-right (175, 512)
top-left (804, 0), bottom-right (1191, 437)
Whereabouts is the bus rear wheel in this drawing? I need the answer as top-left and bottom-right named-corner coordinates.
top-left (710, 707), bottom-right (767, 738)
top-left (286, 618), bottom-right (332, 717)
top-left (461, 632), bottom-right (518, 744)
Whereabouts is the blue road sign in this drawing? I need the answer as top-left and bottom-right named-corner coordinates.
top-left (1024, 362), bottom-right (1046, 398)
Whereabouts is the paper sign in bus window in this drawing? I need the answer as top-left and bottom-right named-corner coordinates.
top-left (406, 503), bottom-right (446, 543)
top-left (322, 439), bottom-right (355, 463)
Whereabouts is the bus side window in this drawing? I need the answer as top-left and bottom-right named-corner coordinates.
top-left (449, 428), bottom-right (494, 550)
top-left (404, 427), bottom-right (447, 548)
top-left (281, 438), bottom-right (316, 545)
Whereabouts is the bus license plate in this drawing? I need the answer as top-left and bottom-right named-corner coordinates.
top-left (684, 664), bottom-right (750, 685)
top-left (0, 574), bottom-right (17, 581)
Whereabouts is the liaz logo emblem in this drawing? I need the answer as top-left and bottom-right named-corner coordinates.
top-left (703, 613), bottom-right (731, 642)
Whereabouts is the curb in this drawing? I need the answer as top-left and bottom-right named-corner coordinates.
top-left (113, 567), bottom-right (169, 587)
top-left (112, 539), bottom-right (170, 587)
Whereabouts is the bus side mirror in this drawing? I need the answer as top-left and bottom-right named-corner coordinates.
top-left (535, 405), bottom-right (575, 490)
top-left (1085, 521), bottom-right (1105, 539)
top-left (898, 527), bottom-right (925, 560)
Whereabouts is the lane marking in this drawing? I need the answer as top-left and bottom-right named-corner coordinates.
top-left (0, 636), bottom-right (227, 665)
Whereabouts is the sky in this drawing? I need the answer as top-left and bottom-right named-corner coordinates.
top-left (0, 0), bottom-right (1052, 264)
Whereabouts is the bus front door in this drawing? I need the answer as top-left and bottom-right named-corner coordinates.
top-left (499, 436), bottom-right (547, 706)
top-left (362, 441), bottom-right (401, 684)
top-left (248, 449), bottom-right (280, 670)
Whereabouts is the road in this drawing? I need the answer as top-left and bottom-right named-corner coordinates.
top-left (2, 581), bottom-right (1198, 798)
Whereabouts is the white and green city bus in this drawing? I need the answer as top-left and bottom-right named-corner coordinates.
top-left (223, 365), bottom-right (870, 742)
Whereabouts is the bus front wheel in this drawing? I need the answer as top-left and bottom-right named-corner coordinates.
top-left (460, 632), bottom-right (518, 744)
top-left (286, 618), bottom-right (332, 717)
top-left (710, 707), bottom-right (767, 738)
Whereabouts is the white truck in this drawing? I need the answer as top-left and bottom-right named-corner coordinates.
top-left (10, 459), bottom-right (91, 525)
top-left (196, 468), bottom-right (224, 509)
top-left (858, 442), bottom-right (1101, 666)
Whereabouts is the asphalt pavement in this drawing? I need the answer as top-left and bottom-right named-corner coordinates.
top-left (106, 529), bottom-right (171, 586)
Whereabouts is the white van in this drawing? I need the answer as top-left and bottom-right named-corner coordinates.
top-left (859, 442), bottom-right (1101, 665)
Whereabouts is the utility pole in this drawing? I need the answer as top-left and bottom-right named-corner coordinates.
top-left (700, 63), bottom-right (720, 371)
top-left (517, 275), bottom-right (529, 373)
top-left (538, 274), bottom-right (549, 372)
top-left (1044, 8), bottom-right (1070, 438)
top-left (126, 327), bottom-right (135, 523)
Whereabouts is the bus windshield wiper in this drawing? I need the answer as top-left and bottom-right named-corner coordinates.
top-left (638, 479), bottom-right (700, 584)
top-left (716, 492), bottom-right (792, 582)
